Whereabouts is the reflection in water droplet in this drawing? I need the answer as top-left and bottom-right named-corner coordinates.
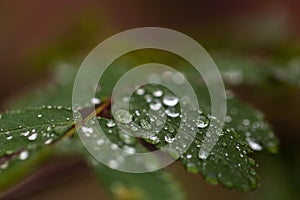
top-left (136, 88), bottom-right (145, 95)
top-left (153, 90), bottom-right (163, 97)
top-left (115, 109), bottom-right (132, 124)
top-left (165, 107), bottom-right (180, 118)
top-left (162, 95), bottom-right (179, 107)
top-left (149, 101), bottom-right (162, 111)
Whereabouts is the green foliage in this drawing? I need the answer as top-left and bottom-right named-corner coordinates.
top-left (0, 54), bottom-right (281, 198)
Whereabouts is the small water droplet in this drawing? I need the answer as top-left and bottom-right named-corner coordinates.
top-left (44, 138), bottom-right (53, 144)
top-left (91, 97), bottom-right (101, 105)
top-left (153, 90), bottom-right (163, 97)
top-left (6, 135), bottom-right (13, 140)
top-left (162, 95), bottom-right (179, 107)
top-left (96, 139), bottom-right (105, 145)
top-left (186, 154), bottom-right (192, 159)
top-left (115, 109), bottom-right (132, 124)
top-left (149, 101), bottom-right (162, 111)
top-left (106, 120), bottom-right (116, 128)
top-left (165, 107), bottom-right (180, 118)
top-left (108, 160), bottom-right (118, 169)
top-left (136, 88), bottom-right (145, 95)
top-left (164, 134), bottom-right (175, 143)
top-left (198, 149), bottom-right (209, 159)
top-left (123, 145), bottom-right (136, 155)
top-left (37, 114), bottom-right (43, 118)
top-left (247, 138), bottom-right (262, 151)
top-left (28, 133), bottom-right (38, 141)
top-left (196, 115), bottom-right (209, 128)
top-left (0, 161), bottom-right (9, 170)
top-left (19, 151), bottom-right (29, 160)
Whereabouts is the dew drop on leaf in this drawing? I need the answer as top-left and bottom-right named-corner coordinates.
top-left (106, 120), bottom-right (116, 128)
top-left (28, 133), bottom-right (38, 141)
top-left (19, 151), bottom-right (29, 160)
top-left (162, 95), bottom-right (179, 107)
top-left (114, 109), bottom-right (132, 124)
top-left (165, 107), bottom-right (180, 118)
top-left (196, 115), bottom-right (209, 128)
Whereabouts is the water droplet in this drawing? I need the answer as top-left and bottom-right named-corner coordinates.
top-left (44, 138), bottom-right (53, 144)
top-left (19, 151), bottom-right (29, 160)
top-left (110, 144), bottom-right (118, 150)
top-left (165, 107), bottom-right (180, 118)
top-left (91, 97), bottom-right (101, 105)
top-left (21, 131), bottom-right (30, 137)
top-left (136, 88), bottom-right (145, 95)
top-left (106, 120), bottom-right (116, 128)
top-left (149, 101), bottom-right (162, 111)
top-left (162, 95), bottom-right (179, 107)
top-left (123, 145), bottom-right (136, 155)
top-left (186, 154), bottom-right (192, 159)
top-left (198, 149), bottom-right (209, 159)
top-left (164, 134), bottom-right (175, 143)
top-left (153, 90), bottom-right (163, 97)
top-left (247, 138), bottom-right (262, 151)
top-left (196, 115), bottom-right (209, 128)
top-left (115, 109), bottom-right (132, 124)
top-left (82, 126), bottom-right (93, 137)
top-left (108, 160), bottom-right (118, 169)
top-left (28, 133), bottom-right (38, 141)
top-left (6, 135), bottom-right (13, 140)
top-left (145, 135), bottom-right (160, 144)
top-left (242, 119), bottom-right (250, 126)
top-left (0, 161), bottom-right (9, 170)
top-left (37, 114), bottom-right (43, 118)
top-left (96, 139), bottom-right (105, 145)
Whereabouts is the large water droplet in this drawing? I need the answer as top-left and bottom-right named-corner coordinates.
top-left (115, 109), bottom-right (132, 124)
top-left (162, 95), bottom-right (179, 107)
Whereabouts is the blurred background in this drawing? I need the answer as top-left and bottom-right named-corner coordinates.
top-left (0, 0), bottom-right (300, 199)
